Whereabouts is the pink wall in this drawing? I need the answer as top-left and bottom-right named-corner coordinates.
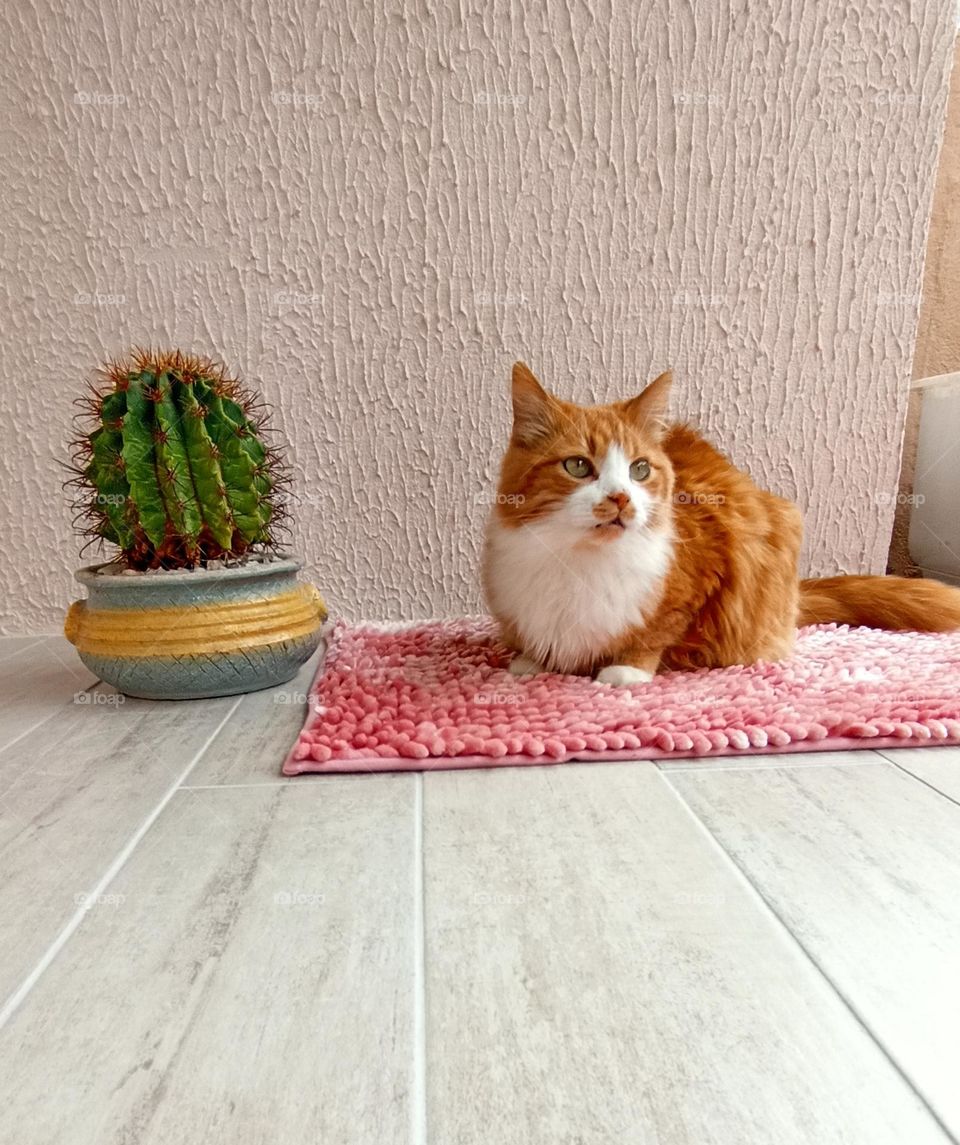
top-left (0, 0), bottom-right (955, 631)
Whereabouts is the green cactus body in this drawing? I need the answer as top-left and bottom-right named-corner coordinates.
top-left (193, 380), bottom-right (272, 542)
top-left (85, 390), bottom-right (134, 550)
top-left (176, 380), bottom-right (236, 551)
top-left (71, 350), bottom-right (286, 569)
top-left (120, 370), bottom-right (171, 552)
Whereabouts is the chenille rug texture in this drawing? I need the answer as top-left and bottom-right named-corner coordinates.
top-left (282, 618), bottom-right (960, 774)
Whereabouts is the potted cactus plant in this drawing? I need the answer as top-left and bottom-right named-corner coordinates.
top-left (63, 348), bottom-right (327, 699)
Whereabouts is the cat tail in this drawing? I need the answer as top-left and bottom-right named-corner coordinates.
top-left (798, 575), bottom-right (960, 632)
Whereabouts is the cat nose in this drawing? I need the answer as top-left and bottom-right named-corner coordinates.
top-left (606, 491), bottom-right (630, 511)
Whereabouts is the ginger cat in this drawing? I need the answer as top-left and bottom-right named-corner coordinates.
top-left (482, 362), bottom-right (960, 684)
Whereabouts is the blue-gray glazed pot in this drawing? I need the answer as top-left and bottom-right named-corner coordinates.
top-left (65, 556), bottom-right (327, 700)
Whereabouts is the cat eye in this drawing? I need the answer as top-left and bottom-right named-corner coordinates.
top-left (630, 459), bottom-right (651, 482)
top-left (562, 456), bottom-right (593, 479)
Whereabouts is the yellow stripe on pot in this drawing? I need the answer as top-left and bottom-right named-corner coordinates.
top-left (65, 585), bottom-right (327, 657)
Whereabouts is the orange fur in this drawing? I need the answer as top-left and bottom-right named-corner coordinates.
top-left (798, 575), bottom-right (960, 631)
top-left (483, 363), bottom-right (960, 679)
top-left (615, 423), bottom-right (804, 673)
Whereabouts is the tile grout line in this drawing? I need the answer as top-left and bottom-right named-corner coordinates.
top-left (412, 772), bottom-right (427, 1145)
top-left (181, 781), bottom-right (294, 790)
top-left (656, 769), bottom-right (960, 1145)
top-left (0, 669), bottom-right (101, 761)
top-left (0, 637), bottom-right (46, 663)
top-left (874, 752), bottom-right (960, 810)
top-left (180, 778), bottom-right (395, 790)
top-left (654, 756), bottom-right (885, 774)
top-left (0, 694), bottom-right (244, 1034)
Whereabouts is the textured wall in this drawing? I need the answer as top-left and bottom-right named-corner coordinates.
top-left (0, 0), bottom-right (955, 632)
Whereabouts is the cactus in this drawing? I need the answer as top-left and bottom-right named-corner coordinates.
top-left (68, 349), bottom-right (289, 569)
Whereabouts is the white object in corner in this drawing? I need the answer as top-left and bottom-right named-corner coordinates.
top-left (908, 372), bottom-right (960, 586)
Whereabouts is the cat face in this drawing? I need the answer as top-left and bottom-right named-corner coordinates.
top-left (494, 362), bottom-right (675, 548)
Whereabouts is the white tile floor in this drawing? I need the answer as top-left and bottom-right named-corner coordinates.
top-left (1, 635), bottom-right (959, 1144)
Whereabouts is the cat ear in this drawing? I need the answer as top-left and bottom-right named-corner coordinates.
top-left (619, 369), bottom-right (673, 439)
top-left (511, 361), bottom-right (557, 444)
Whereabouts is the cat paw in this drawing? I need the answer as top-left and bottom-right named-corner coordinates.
top-left (596, 665), bottom-right (654, 686)
top-left (509, 654), bottom-right (544, 677)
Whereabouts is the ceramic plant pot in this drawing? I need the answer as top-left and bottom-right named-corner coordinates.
top-left (64, 556), bottom-right (327, 700)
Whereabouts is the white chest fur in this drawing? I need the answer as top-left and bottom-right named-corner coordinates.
top-left (484, 517), bottom-right (673, 673)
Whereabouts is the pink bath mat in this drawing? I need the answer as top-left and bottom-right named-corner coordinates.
top-left (282, 618), bottom-right (960, 774)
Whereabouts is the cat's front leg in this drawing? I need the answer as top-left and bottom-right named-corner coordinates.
top-left (596, 664), bottom-right (654, 686)
top-left (498, 618), bottom-right (546, 676)
top-left (595, 650), bottom-right (661, 687)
